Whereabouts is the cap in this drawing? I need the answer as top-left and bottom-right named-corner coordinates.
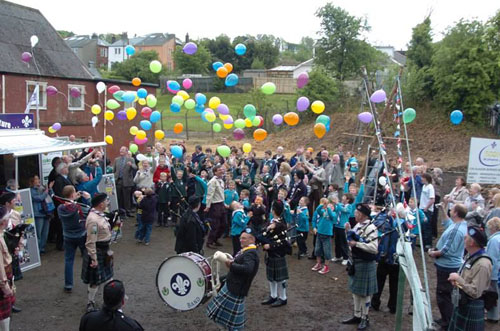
top-left (467, 226), bottom-right (487, 248)
top-left (243, 227), bottom-right (257, 238)
top-left (103, 280), bottom-right (125, 308)
top-left (91, 193), bottom-right (107, 207)
top-left (188, 196), bottom-right (201, 209)
top-left (356, 203), bottom-right (371, 218)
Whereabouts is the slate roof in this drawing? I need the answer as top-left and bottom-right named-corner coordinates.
top-left (0, 0), bottom-right (93, 80)
top-left (133, 33), bottom-right (175, 46)
top-left (65, 36), bottom-right (95, 48)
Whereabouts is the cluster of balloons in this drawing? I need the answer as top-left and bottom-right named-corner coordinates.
top-left (315, 115), bottom-right (331, 138)
top-left (48, 122), bottom-right (61, 134)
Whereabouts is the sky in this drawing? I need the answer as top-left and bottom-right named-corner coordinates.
top-left (10, 0), bottom-right (500, 49)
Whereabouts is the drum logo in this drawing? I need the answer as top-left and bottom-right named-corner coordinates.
top-left (171, 273), bottom-right (191, 296)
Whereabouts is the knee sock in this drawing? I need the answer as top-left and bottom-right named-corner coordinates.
top-left (278, 281), bottom-right (287, 300)
top-left (361, 295), bottom-right (371, 317)
top-left (269, 281), bottom-right (278, 299)
top-left (0, 317), bottom-right (10, 331)
top-left (88, 285), bottom-right (98, 303)
top-left (353, 294), bottom-right (362, 317)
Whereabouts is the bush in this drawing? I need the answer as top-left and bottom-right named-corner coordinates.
top-left (298, 67), bottom-right (341, 118)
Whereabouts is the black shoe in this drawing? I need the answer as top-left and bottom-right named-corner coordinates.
top-left (342, 316), bottom-right (362, 324)
top-left (371, 303), bottom-right (380, 311)
top-left (357, 317), bottom-right (369, 330)
top-left (434, 318), bottom-right (445, 327)
top-left (11, 305), bottom-right (21, 313)
top-left (63, 287), bottom-right (72, 293)
top-left (261, 296), bottom-right (277, 305)
top-left (270, 298), bottom-right (287, 307)
top-left (486, 319), bottom-right (499, 324)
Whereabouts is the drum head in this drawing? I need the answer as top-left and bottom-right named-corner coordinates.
top-left (156, 255), bottom-right (208, 311)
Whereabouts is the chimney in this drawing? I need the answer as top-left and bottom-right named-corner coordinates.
top-left (121, 32), bottom-right (128, 43)
top-left (91, 33), bottom-right (98, 40)
top-left (185, 33), bottom-right (189, 43)
top-left (111, 36), bottom-right (116, 44)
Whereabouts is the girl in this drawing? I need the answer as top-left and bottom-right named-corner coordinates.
top-left (295, 196), bottom-right (310, 259)
top-left (311, 198), bottom-right (336, 275)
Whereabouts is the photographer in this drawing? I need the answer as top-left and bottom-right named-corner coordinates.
top-left (77, 162), bottom-right (103, 201)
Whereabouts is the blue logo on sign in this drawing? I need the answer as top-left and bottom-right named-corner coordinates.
top-left (170, 273), bottom-right (191, 296)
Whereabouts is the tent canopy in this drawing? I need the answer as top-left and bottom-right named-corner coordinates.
top-left (0, 130), bottom-right (106, 157)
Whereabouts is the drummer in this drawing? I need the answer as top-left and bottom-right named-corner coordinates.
top-left (81, 193), bottom-right (114, 312)
top-left (206, 227), bottom-right (260, 330)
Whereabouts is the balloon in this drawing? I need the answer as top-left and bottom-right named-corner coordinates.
top-left (284, 112), bottom-right (299, 126)
top-left (297, 72), bottom-right (309, 89)
top-left (105, 135), bottom-right (113, 144)
top-left (311, 101), bottom-right (325, 114)
top-left (140, 120), bottom-right (152, 130)
top-left (225, 73), bottom-right (239, 87)
top-left (126, 107), bottom-right (137, 120)
top-left (209, 97), bottom-right (221, 109)
top-left (150, 111), bottom-right (161, 123)
top-left (141, 107), bottom-right (152, 118)
top-left (182, 78), bottom-right (193, 89)
top-left (136, 154), bottom-right (147, 162)
top-left (106, 99), bottom-right (120, 110)
top-left (95, 81), bottom-right (105, 94)
top-left (113, 90), bottom-right (124, 102)
top-left (234, 119), bottom-right (246, 129)
top-left (370, 89), bottom-right (386, 103)
top-left (121, 91), bottom-right (136, 103)
top-left (170, 103), bottom-right (181, 113)
top-left (223, 123), bottom-right (233, 129)
top-left (104, 110), bottom-right (114, 121)
top-left (70, 87), bottom-right (81, 98)
top-left (358, 112), bottom-right (373, 124)
top-left (403, 108), bottom-right (416, 124)
top-left (30, 35), bottom-right (39, 48)
top-left (261, 82), bottom-right (276, 95)
top-left (223, 115), bottom-right (234, 124)
top-left (212, 61), bottom-right (223, 71)
top-left (155, 130), bottom-right (165, 140)
top-left (184, 99), bottom-right (195, 110)
top-left (216, 67), bottom-right (228, 78)
top-left (213, 123), bottom-right (222, 132)
top-left (205, 111), bottom-right (216, 122)
top-left (183, 42), bottom-right (198, 55)
top-left (136, 130), bottom-right (146, 140)
top-left (245, 118), bottom-right (253, 128)
top-left (217, 145), bottom-right (231, 158)
top-left (167, 80), bottom-right (181, 93)
top-left (149, 60), bottom-right (162, 73)
top-left (378, 176), bottom-right (387, 186)
top-left (316, 115), bottom-right (330, 125)
top-left (450, 110), bottom-right (463, 125)
top-left (223, 63), bottom-right (233, 73)
top-left (243, 104), bottom-right (257, 119)
top-left (138, 98), bottom-right (146, 106)
top-left (91, 116), bottom-right (99, 128)
top-left (173, 123), bottom-right (184, 134)
top-left (52, 122), bottom-right (61, 131)
top-left (253, 128), bottom-right (267, 142)
top-left (47, 86), bottom-right (58, 96)
top-left (217, 104), bottom-right (230, 115)
top-left (117, 110), bottom-right (127, 120)
top-left (132, 77), bottom-right (141, 87)
top-left (21, 52), bottom-right (32, 63)
top-left (129, 126), bottom-right (139, 135)
top-left (296, 97), bottom-right (310, 112)
top-left (137, 88), bottom-right (147, 99)
top-left (129, 144), bottom-right (138, 154)
top-left (91, 104), bottom-right (102, 115)
top-left (125, 45), bottom-right (135, 56)
top-left (146, 94), bottom-right (157, 108)
top-left (195, 93), bottom-right (207, 105)
top-left (314, 123), bottom-right (326, 139)
top-left (48, 126), bottom-right (56, 134)
top-left (242, 143), bottom-right (252, 153)
top-left (171, 145), bottom-right (183, 158)
top-left (177, 90), bottom-right (190, 100)
top-left (272, 114), bottom-right (283, 125)
top-left (252, 117), bottom-right (260, 126)
top-left (172, 95), bottom-right (184, 106)
top-left (233, 128), bottom-right (245, 140)
top-left (235, 43), bottom-right (247, 56)
top-left (134, 136), bottom-right (148, 145)
top-left (108, 85), bottom-right (120, 94)
top-left (219, 114), bottom-right (229, 120)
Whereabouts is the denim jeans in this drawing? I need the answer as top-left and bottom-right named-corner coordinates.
top-left (35, 217), bottom-right (50, 253)
top-left (136, 222), bottom-right (152, 243)
top-left (63, 236), bottom-right (86, 289)
top-left (314, 234), bottom-right (332, 260)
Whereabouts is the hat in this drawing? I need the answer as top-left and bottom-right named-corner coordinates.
top-left (467, 226), bottom-right (487, 248)
top-left (356, 203), bottom-right (371, 218)
top-left (188, 196), bottom-right (201, 209)
top-left (91, 193), bottom-right (107, 207)
top-left (272, 200), bottom-right (284, 216)
top-left (243, 227), bottom-right (257, 238)
top-left (103, 280), bottom-right (125, 308)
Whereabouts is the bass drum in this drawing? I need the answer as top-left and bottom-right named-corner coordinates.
top-left (156, 252), bottom-right (213, 311)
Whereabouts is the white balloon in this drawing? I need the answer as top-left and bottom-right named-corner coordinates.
top-left (136, 153), bottom-right (147, 161)
top-left (96, 81), bottom-right (106, 94)
top-left (30, 35), bottom-right (39, 48)
top-left (378, 176), bottom-right (387, 186)
top-left (91, 116), bottom-right (99, 128)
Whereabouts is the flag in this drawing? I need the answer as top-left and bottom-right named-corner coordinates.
top-left (24, 84), bottom-right (39, 113)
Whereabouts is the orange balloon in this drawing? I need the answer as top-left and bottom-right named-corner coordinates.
top-left (173, 123), bottom-right (184, 134)
top-left (284, 112), bottom-right (299, 126)
top-left (314, 123), bottom-right (327, 139)
top-left (223, 63), bottom-right (233, 73)
top-left (253, 128), bottom-right (267, 142)
top-left (132, 77), bottom-right (141, 87)
top-left (216, 67), bottom-right (228, 78)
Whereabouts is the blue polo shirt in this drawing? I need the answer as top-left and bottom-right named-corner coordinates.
top-left (486, 231), bottom-right (500, 281)
top-left (435, 219), bottom-right (467, 270)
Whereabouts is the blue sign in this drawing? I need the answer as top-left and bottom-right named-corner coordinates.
top-left (0, 114), bottom-right (35, 129)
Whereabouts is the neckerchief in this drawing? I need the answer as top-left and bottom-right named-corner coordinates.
top-left (235, 244), bottom-right (257, 258)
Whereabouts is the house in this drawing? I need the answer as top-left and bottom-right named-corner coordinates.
top-left (108, 34), bottom-right (144, 70)
top-left (65, 34), bottom-right (110, 69)
top-left (374, 46), bottom-right (406, 66)
top-left (268, 58), bottom-right (313, 78)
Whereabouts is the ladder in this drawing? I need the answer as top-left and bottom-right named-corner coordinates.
top-left (362, 144), bottom-right (383, 204)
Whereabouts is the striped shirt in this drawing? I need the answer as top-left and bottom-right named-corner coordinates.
top-left (435, 219), bottom-right (467, 269)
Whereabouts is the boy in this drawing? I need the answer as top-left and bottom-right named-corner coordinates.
top-left (311, 198), bottom-right (336, 274)
top-left (240, 189), bottom-right (251, 212)
top-left (295, 196), bottom-right (310, 259)
top-left (229, 201), bottom-right (251, 256)
top-left (170, 168), bottom-right (187, 224)
top-left (408, 197), bottom-right (426, 248)
top-left (224, 181), bottom-right (239, 238)
top-left (235, 166), bottom-right (252, 195)
top-left (136, 188), bottom-right (157, 245)
top-left (155, 173), bottom-right (170, 227)
top-left (334, 193), bottom-right (354, 265)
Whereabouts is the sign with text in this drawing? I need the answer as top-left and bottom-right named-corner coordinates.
top-left (0, 114), bottom-right (35, 129)
top-left (467, 137), bottom-right (500, 184)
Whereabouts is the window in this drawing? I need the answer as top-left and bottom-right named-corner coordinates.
top-left (100, 48), bottom-right (108, 57)
top-left (68, 84), bottom-right (85, 111)
top-left (26, 81), bottom-right (47, 110)
top-left (72, 48), bottom-right (78, 54)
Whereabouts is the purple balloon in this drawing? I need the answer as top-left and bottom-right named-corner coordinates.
top-left (224, 115), bottom-right (234, 124)
top-left (358, 112), bottom-right (373, 124)
top-left (183, 42), bottom-right (198, 55)
top-left (21, 52), bottom-right (32, 63)
top-left (217, 103), bottom-right (230, 115)
top-left (233, 128), bottom-right (245, 140)
top-left (297, 72), bottom-right (309, 88)
top-left (370, 89), bottom-right (386, 103)
top-left (117, 110), bottom-right (127, 120)
top-left (70, 87), bottom-right (81, 98)
top-left (272, 114), bottom-right (283, 125)
top-left (47, 85), bottom-right (58, 96)
top-left (296, 96), bottom-right (310, 112)
top-left (52, 122), bottom-right (61, 131)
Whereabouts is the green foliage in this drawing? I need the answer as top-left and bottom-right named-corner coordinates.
top-left (279, 37), bottom-right (315, 65)
top-left (251, 58), bottom-right (266, 69)
top-left (202, 35), bottom-right (236, 65)
top-left (174, 44), bottom-right (212, 74)
top-left (98, 33), bottom-right (122, 44)
top-left (111, 51), bottom-right (165, 83)
top-left (58, 30), bottom-right (75, 39)
top-left (253, 37), bottom-right (280, 68)
top-left (232, 36), bottom-right (256, 71)
top-left (299, 67), bottom-right (341, 119)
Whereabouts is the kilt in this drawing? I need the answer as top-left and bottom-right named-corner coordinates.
top-left (81, 241), bottom-right (113, 286)
top-left (266, 256), bottom-right (289, 282)
top-left (348, 259), bottom-right (377, 296)
top-left (206, 284), bottom-right (246, 330)
top-left (448, 299), bottom-right (484, 331)
top-left (0, 269), bottom-right (14, 320)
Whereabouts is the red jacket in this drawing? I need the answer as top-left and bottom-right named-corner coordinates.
top-left (153, 165), bottom-right (170, 183)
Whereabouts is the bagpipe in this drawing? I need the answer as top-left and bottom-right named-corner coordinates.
top-left (51, 194), bottom-right (91, 218)
top-left (4, 223), bottom-right (30, 255)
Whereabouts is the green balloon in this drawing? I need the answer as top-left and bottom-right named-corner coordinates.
top-left (213, 123), bottom-right (222, 132)
top-left (403, 108), bottom-right (416, 124)
top-left (243, 104), bottom-right (256, 119)
top-left (113, 91), bottom-right (124, 102)
top-left (316, 115), bottom-right (330, 125)
top-left (172, 95), bottom-right (184, 106)
top-left (252, 117), bottom-right (260, 126)
top-left (106, 99), bottom-right (120, 110)
top-left (185, 99), bottom-right (195, 110)
top-left (150, 60), bottom-right (162, 73)
top-left (217, 145), bottom-right (231, 158)
top-left (234, 119), bottom-right (246, 129)
top-left (147, 95), bottom-right (157, 108)
top-left (261, 82), bottom-right (276, 95)
top-left (129, 143), bottom-right (138, 154)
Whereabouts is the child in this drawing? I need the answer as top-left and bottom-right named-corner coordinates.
top-left (334, 193), bottom-right (354, 265)
top-left (240, 189), bottom-right (251, 212)
top-left (249, 196), bottom-right (267, 233)
top-left (229, 201), bottom-right (251, 256)
top-left (135, 189), bottom-right (157, 245)
top-left (170, 167), bottom-right (187, 224)
top-left (311, 198), bottom-right (336, 274)
top-left (344, 177), bottom-right (365, 228)
top-left (408, 197), bottom-right (426, 248)
top-left (235, 166), bottom-right (252, 195)
top-left (155, 172), bottom-right (170, 227)
top-left (345, 152), bottom-right (359, 184)
top-left (295, 196), bottom-right (310, 259)
top-left (326, 184), bottom-right (339, 200)
top-left (224, 181), bottom-right (239, 238)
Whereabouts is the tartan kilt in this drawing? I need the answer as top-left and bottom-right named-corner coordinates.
top-left (448, 299), bottom-right (484, 331)
top-left (0, 268), bottom-right (14, 320)
top-left (266, 256), bottom-right (289, 282)
top-left (348, 259), bottom-right (377, 296)
top-left (206, 284), bottom-right (246, 330)
top-left (81, 242), bottom-right (113, 286)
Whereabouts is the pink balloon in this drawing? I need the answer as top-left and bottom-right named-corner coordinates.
top-left (141, 107), bottom-right (152, 118)
top-left (182, 78), bottom-right (193, 90)
top-left (21, 52), bottom-right (32, 63)
top-left (297, 72), bottom-right (309, 88)
top-left (233, 128), bottom-right (245, 140)
top-left (47, 86), bottom-right (58, 96)
top-left (370, 89), bottom-right (386, 103)
top-left (217, 104), bottom-right (230, 115)
top-left (107, 85), bottom-right (120, 94)
top-left (70, 87), bottom-right (81, 98)
top-left (358, 112), bottom-right (373, 124)
top-left (134, 136), bottom-right (148, 145)
top-left (296, 96), bottom-right (310, 112)
top-left (257, 116), bottom-right (264, 127)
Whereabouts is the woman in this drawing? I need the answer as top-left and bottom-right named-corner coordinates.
top-left (486, 217), bottom-right (500, 323)
top-left (443, 176), bottom-right (469, 213)
top-left (29, 176), bottom-right (52, 254)
top-left (133, 160), bottom-right (155, 190)
top-left (431, 168), bottom-right (443, 239)
top-left (485, 188), bottom-right (500, 213)
top-left (273, 162), bottom-right (291, 189)
top-left (485, 193), bottom-right (500, 225)
top-left (287, 170), bottom-right (307, 211)
top-left (303, 158), bottom-right (326, 213)
top-left (464, 183), bottom-right (485, 211)
top-left (0, 206), bottom-right (15, 330)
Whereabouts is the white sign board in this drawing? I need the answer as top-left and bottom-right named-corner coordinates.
top-left (467, 137), bottom-right (500, 184)
top-left (39, 151), bottom-right (62, 186)
top-left (98, 174), bottom-right (119, 212)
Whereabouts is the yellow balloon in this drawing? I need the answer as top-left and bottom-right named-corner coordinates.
top-left (91, 104), bottom-right (101, 115)
top-left (105, 135), bottom-right (113, 144)
top-left (155, 130), bottom-right (165, 140)
top-left (138, 98), bottom-right (146, 106)
top-left (104, 110), bottom-right (114, 121)
top-left (245, 118), bottom-right (253, 127)
top-left (242, 143), bottom-right (252, 153)
top-left (205, 112), bottom-right (216, 122)
top-left (208, 97), bottom-right (221, 109)
top-left (311, 100), bottom-right (325, 114)
top-left (177, 90), bottom-right (190, 101)
top-left (219, 114), bottom-right (229, 120)
top-left (223, 123), bottom-right (233, 129)
top-left (126, 107), bottom-right (137, 120)
top-left (136, 130), bottom-right (146, 140)
top-left (129, 126), bottom-right (139, 135)
top-left (48, 126), bottom-right (56, 133)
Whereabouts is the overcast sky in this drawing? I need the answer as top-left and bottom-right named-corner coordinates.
top-left (10, 0), bottom-right (500, 49)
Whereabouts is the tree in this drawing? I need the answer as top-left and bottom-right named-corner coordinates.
top-left (174, 44), bottom-right (212, 74)
top-left (232, 36), bottom-right (256, 71)
top-left (99, 33), bottom-right (122, 44)
top-left (254, 38), bottom-right (279, 68)
top-left (58, 30), bottom-right (74, 39)
top-left (111, 51), bottom-right (166, 83)
top-left (202, 35), bottom-right (236, 65)
top-left (299, 66), bottom-right (341, 119)
top-left (251, 58), bottom-right (266, 69)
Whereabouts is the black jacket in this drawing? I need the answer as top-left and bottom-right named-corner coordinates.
top-left (226, 248), bottom-right (259, 297)
top-left (258, 219), bottom-right (289, 258)
top-left (288, 181), bottom-right (307, 210)
top-left (175, 209), bottom-right (206, 254)
top-left (138, 194), bottom-right (157, 224)
top-left (79, 307), bottom-right (144, 331)
top-left (53, 175), bottom-right (73, 201)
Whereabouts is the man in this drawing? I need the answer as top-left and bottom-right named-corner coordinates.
top-left (113, 146), bottom-right (137, 217)
top-left (329, 153), bottom-right (345, 194)
top-left (342, 203), bottom-right (378, 330)
top-left (235, 166), bottom-right (251, 195)
top-left (289, 147), bottom-right (304, 168)
top-left (69, 134), bottom-right (76, 142)
top-left (79, 280), bottom-right (143, 331)
top-left (175, 197), bottom-right (207, 254)
top-left (205, 165), bottom-right (226, 249)
top-left (428, 204), bottom-right (468, 330)
top-left (273, 146), bottom-right (286, 169)
top-left (448, 226), bottom-right (492, 331)
top-left (192, 145), bottom-right (205, 165)
top-left (420, 173), bottom-right (435, 249)
top-left (63, 150), bottom-right (96, 185)
top-left (48, 157), bottom-right (62, 184)
top-left (206, 228), bottom-right (260, 330)
top-left (76, 164), bottom-right (103, 201)
top-left (52, 163), bottom-right (74, 251)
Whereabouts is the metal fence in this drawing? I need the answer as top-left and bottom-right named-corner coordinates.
top-left (160, 76), bottom-right (254, 93)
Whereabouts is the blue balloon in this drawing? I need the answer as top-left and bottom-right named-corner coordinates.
top-left (150, 111), bottom-right (161, 123)
top-left (201, 111), bottom-right (209, 122)
top-left (168, 80), bottom-right (181, 92)
top-left (125, 45), bottom-right (135, 56)
top-left (170, 145), bottom-right (183, 159)
top-left (121, 91), bottom-right (136, 103)
top-left (137, 88), bottom-right (147, 99)
top-left (140, 120), bottom-right (152, 130)
top-left (450, 110), bottom-right (463, 125)
top-left (195, 104), bottom-right (205, 113)
top-left (170, 103), bottom-right (181, 113)
top-left (212, 61), bottom-right (223, 71)
top-left (195, 93), bottom-right (207, 105)
top-left (235, 43), bottom-right (247, 56)
top-left (225, 73), bottom-right (239, 87)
